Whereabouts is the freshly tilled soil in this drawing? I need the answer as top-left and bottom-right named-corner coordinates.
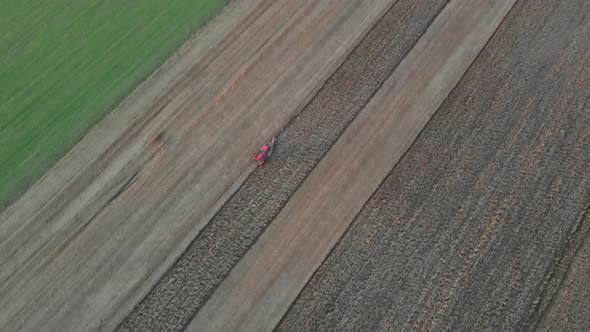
top-left (119, 0), bottom-right (448, 330)
top-left (278, 0), bottom-right (590, 330)
top-left (539, 209), bottom-right (590, 331)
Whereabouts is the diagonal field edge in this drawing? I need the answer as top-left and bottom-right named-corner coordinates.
top-left (279, 0), bottom-right (590, 329)
top-left (188, 0), bottom-right (516, 331)
top-left (277, 0), bottom-right (518, 325)
top-left (119, 1), bottom-right (439, 330)
top-left (0, 1), bottom-right (397, 331)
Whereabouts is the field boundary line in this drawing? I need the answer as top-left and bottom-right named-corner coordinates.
top-left (188, 1), bottom-right (516, 330)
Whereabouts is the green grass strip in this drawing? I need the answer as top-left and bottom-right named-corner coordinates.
top-left (0, 0), bottom-right (227, 209)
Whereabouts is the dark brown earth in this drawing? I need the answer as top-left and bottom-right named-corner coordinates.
top-left (119, 1), bottom-right (448, 330)
top-left (278, 0), bottom-right (590, 330)
top-left (539, 209), bottom-right (590, 331)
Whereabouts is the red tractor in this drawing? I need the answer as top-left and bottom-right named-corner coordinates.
top-left (253, 137), bottom-right (275, 166)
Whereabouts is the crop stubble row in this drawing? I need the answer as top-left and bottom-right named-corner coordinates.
top-left (278, 0), bottom-right (590, 330)
top-left (119, 0), bottom-right (449, 330)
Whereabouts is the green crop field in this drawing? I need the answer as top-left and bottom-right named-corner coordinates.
top-left (0, 0), bottom-right (227, 209)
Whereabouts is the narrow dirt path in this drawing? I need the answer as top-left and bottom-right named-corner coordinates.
top-left (189, 1), bottom-right (515, 330)
top-left (0, 1), bottom-right (395, 331)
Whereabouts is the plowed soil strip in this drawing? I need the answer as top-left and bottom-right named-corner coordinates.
top-left (0, 1), bottom-right (394, 331)
top-left (119, 1), bottom-right (448, 330)
top-left (189, 1), bottom-right (515, 330)
top-left (278, 0), bottom-right (590, 330)
top-left (539, 208), bottom-right (590, 331)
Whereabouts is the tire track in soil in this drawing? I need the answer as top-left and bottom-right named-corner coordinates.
top-left (278, 0), bottom-right (590, 331)
top-left (118, 1), bottom-right (448, 330)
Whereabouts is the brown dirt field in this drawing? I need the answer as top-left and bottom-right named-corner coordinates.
top-left (120, 1), bottom-right (449, 330)
top-left (0, 0), bottom-right (395, 330)
top-left (278, 0), bottom-right (590, 330)
top-left (189, 1), bottom-right (514, 330)
top-left (3, 0), bottom-right (589, 330)
top-left (538, 209), bottom-right (590, 331)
